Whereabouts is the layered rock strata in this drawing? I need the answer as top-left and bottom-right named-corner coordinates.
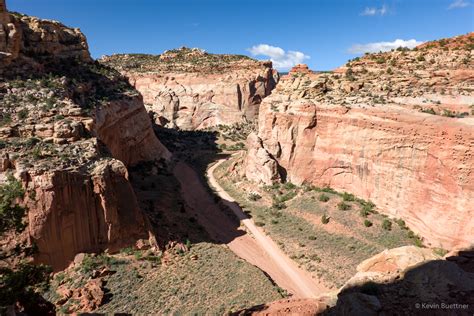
top-left (0, 2), bottom-right (168, 270)
top-left (100, 48), bottom-right (278, 130)
top-left (245, 34), bottom-right (474, 249)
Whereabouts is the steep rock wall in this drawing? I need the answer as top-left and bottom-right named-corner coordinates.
top-left (247, 98), bottom-right (474, 248)
top-left (101, 50), bottom-right (278, 130)
top-left (245, 42), bottom-right (474, 249)
top-left (0, 3), bottom-right (168, 270)
top-left (26, 160), bottom-right (147, 270)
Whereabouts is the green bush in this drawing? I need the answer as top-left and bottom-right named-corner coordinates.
top-left (382, 219), bottom-right (392, 231)
top-left (318, 194), bottom-right (330, 202)
top-left (320, 186), bottom-right (337, 194)
top-left (272, 201), bottom-right (287, 210)
top-left (364, 220), bottom-right (373, 227)
top-left (0, 175), bottom-right (26, 233)
top-left (283, 182), bottom-right (297, 190)
top-left (337, 202), bottom-right (351, 211)
top-left (17, 109), bottom-right (29, 120)
top-left (394, 218), bottom-right (407, 229)
top-left (341, 192), bottom-right (355, 202)
top-left (248, 193), bottom-right (262, 201)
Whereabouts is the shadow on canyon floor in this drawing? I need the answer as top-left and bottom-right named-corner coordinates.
top-left (325, 250), bottom-right (474, 316)
top-left (238, 250), bottom-right (474, 315)
top-left (129, 124), bottom-right (250, 250)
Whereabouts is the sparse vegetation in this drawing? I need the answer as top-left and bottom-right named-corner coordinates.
top-left (382, 219), bottom-right (392, 231)
top-left (337, 202), bottom-right (351, 211)
top-left (215, 158), bottom-right (423, 288)
top-left (318, 194), bottom-right (330, 202)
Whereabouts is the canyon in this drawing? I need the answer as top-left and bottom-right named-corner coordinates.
top-left (0, 0), bottom-right (473, 314)
top-left (244, 35), bottom-right (474, 249)
top-left (100, 50), bottom-right (278, 130)
top-left (0, 3), bottom-right (169, 271)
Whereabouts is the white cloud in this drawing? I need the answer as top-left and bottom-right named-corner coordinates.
top-left (448, 0), bottom-right (470, 9)
top-left (361, 5), bottom-right (388, 16)
top-left (348, 39), bottom-right (424, 54)
top-left (247, 44), bottom-right (310, 69)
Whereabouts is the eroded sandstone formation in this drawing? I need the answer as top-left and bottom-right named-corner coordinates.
top-left (0, 2), bottom-right (168, 270)
top-left (100, 48), bottom-right (278, 130)
top-left (245, 34), bottom-right (474, 249)
top-left (241, 246), bottom-right (474, 315)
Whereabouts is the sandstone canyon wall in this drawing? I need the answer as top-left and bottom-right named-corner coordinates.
top-left (100, 48), bottom-right (278, 130)
top-left (0, 3), bottom-right (168, 270)
top-left (245, 34), bottom-right (474, 249)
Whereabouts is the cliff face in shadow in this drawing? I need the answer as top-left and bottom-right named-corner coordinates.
top-left (0, 3), bottom-right (168, 270)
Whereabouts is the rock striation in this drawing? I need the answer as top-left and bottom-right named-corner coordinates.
top-left (245, 34), bottom-right (474, 249)
top-left (0, 2), bottom-right (168, 270)
top-left (100, 48), bottom-right (278, 130)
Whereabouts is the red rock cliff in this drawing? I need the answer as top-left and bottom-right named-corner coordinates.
top-left (0, 4), bottom-right (169, 270)
top-left (245, 36), bottom-right (474, 249)
top-left (100, 49), bottom-right (278, 130)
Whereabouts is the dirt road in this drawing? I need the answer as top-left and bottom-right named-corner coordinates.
top-left (173, 158), bottom-right (327, 298)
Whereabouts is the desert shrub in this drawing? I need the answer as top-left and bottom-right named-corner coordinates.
top-left (248, 193), bottom-right (261, 201)
top-left (272, 201), bottom-right (287, 210)
top-left (320, 186), bottom-right (337, 194)
top-left (341, 192), bottom-right (355, 202)
top-left (309, 254), bottom-right (321, 262)
top-left (433, 248), bottom-right (448, 257)
top-left (24, 137), bottom-right (40, 148)
top-left (255, 221), bottom-right (266, 227)
top-left (394, 218), bottom-right (407, 229)
top-left (421, 108), bottom-right (436, 115)
top-left (337, 202), bottom-right (351, 211)
top-left (283, 182), bottom-right (297, 190)
top-left (17, 109), bottom-right (28, 120)
top-left (318, 194), bottom-right (330, 202)
top-left (382, 219), bottom-right (392, 231)
top-left (364, 220), bottom-right (373, 227)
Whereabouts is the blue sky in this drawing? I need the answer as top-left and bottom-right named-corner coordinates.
top-left (7, 0), bottom-right (474, 70)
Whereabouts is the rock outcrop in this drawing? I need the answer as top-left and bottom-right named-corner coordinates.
top-left (245, 34), bottom-right (474, 249)
top-left (0, 0), bottom-right (90, 68)
top-left (240, 246), bottom-right (474, 315)
top-left (0, 2), bottom-right (168, 270)
top-left (100, 48), bottom-right (278, 130)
